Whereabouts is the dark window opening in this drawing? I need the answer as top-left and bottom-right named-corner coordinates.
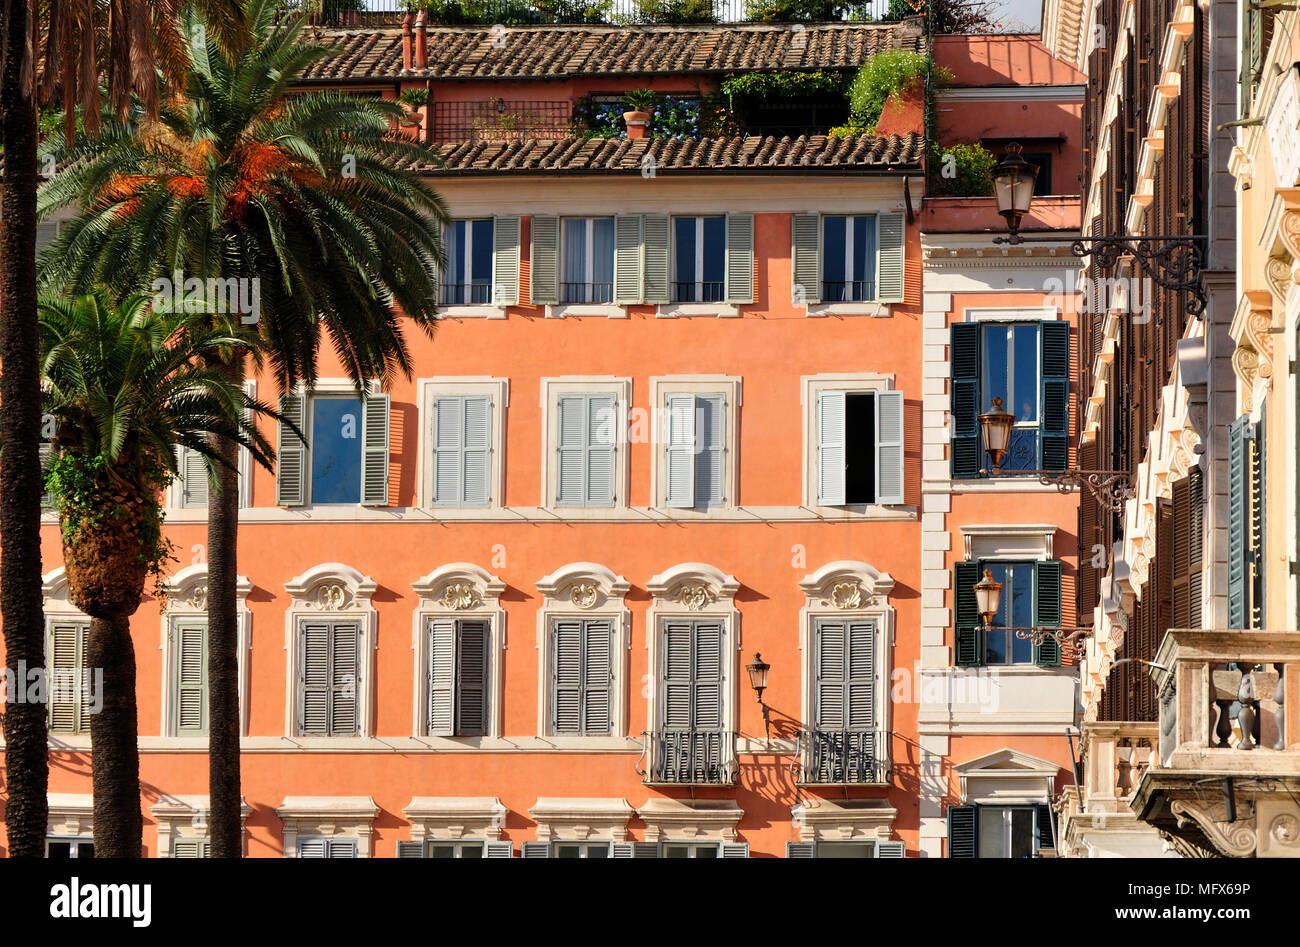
top-left (845, 393), bottom-right (876, 505)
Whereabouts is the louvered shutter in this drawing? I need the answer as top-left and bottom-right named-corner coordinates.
top-left (1228, 416), bottom-right (1252, 628)
top-left (875, 389), bottom-right (905, 504)
top-left (612, 842), bottom-right (659, 858)
top-left (173, 838), bottom-right (209, 858)
top-left (433, 396), bottom-right (463, 506)
top-left (552, 618), bottom-right (582, 735)
top-left (396, 841), bottom-right (426, 858)
top-left (276, 393), bottom-right (306, 506)
top-left (815, 621), bottom-right (846, 734)
top-left (1078, 438), bottom-right (1100, 618)
top-left (1172, 477), bottom-right (1191, 629)
top-left (874, 840), bottom-right (906, 858)
top-left (174, 620), bottom-right (208, 735)
top-left (462, 396), bottom-right (492, 507)
top-left (1188, 466), bottom-right (1203, 627)
top-left (556, 396), bottom-right (586, 506)
top-left (484, 841), bottom-right (513, 858)
top-left (817, 390), bottom-right (847, 505)
top-left (40, 442), bottom-right (54, 510)
top-left (587, 396), bottom-right (616, 505)
top-left (456, 619), bottom-right (489, 736)
top-left (327, 839), bottom-right (358, 858)
top-left (36, 220), bottom-right (60, 252)
top-left (1035, 803), bottom-right (1056, 851)
top-left (300, 623), bottom-right (330, 735)
top-left (786, 842), bottom-right (817, 857)
top-left (297, 838), bottom-right (327, 858)
top-left (583, 619), bottom-right (613, 735)
top-left (48, 622), bottom-right (87, 733)
top-left (522, 841), bottom-right (551, 858)
top-left (876, 212), bottom-right (905, 302)
top-left (665, 394), bottom-right (696, 508)
top-left (847, 621), bottom-right (876, 730)
top-left (177, 446), bottom-right (209, 509)
top-left (643, 213), bottom-right (670, 304)
top-left (720, 843), bottom-right (750, 858)
top-left (954, 561), bottom-right (983, 667)
top-left (696, 394), bottom-right (726, 507)
top-left (330, 622), bottom-right (360, 735)
top-left (791, 213), bottom-right (821, 305)
top-left (693, 622), bottom-right (724, 731)
top-left (947, 805), bottom-right (978, 858)
top-left (1040, 321), bottom-right (1070, 471)
top-left (530, 215), bottom-right (560, 305)
top-left (557, 395), bottom-right (616, 507)
top-left (661, 622), bottom-right (693, 730)
top-left (724, 213), bottom-right (754, 304)
top-left (950, 323), bottom-right (981, 479)
top-left (492, 215), bottom-right (520, 305)
top-left (1033, 561), bottom-right (1062, 667)
top-left (361, 392), bottom-right (390, 506)
top-left (427, 618), bottom-right (456, 736)
top-left (614, 215), bottom-right (643, 305)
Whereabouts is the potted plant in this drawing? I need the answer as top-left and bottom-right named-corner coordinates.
top-left (398, 87), bottom-right (429, 129)
top-left (622, 88), bottom-right (656, 137)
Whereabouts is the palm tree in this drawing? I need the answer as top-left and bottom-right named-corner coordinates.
top-left (39, 0), bottom-right (446, 855)
top-left (38, 288), bottom-right (278, 856)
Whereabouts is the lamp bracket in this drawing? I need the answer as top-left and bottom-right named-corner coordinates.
top-left (980, 468), bottom-right (1132, 513)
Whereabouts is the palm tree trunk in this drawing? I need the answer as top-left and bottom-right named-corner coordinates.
top-left (207, 362), bottom-right (244, 857)
top-left (0, 0), bottom-right (50, 859)
top-left (87, 613), bottom-right (142, 856)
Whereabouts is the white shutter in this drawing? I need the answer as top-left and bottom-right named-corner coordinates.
top-left (492, 216), bottom-right (520, 305)
top-left (361, 392), bottom-right (390, 506)
top-left (427, 618), bottom-right (456, 736)
top-left (696, 394), bottom-right (726, 507)
top-left (586, 395), bottom-right (616, 505)
top-left (297, 838), bottom-right (327, 858)
top-left (786, 841), bottom-right (817, 857)
top-left (817, 390), bottom-right (847, 506)
top-left (874, 389), bottom-right (904, 505)
top-left (40, 442), bottom-right (54, 510)
top-left (724, 213), bottom-right (753, 304)
top-left (462, 395), bottom-right (492, 507)
top-left (327, 838), bottom-right (358, 858)
top-left (276, 393), bottom-right (306, 506)
top-left (174, 620), bottom-right (208, 735)
top-left (664, 394), bottom-right (696, 508)
top-left (530, 215), bottom-right (560, 305)
top-left (484, 841), bottom-right (513, 858)
top-left (555, 395), bottom-right (586, 506)
top-left (522, 841), bottom-right (552, 858)
top-left (433, 396), bottom-right (463, 506)
top-left (177, 446), bottom-right (209, 509)
top-left (720, 843), bottom-right (750, 858)
top-left (299, 623), bottom-right (330, 735)
top-left (874, 839), bottom-right (906, 858)
top-left (396, 841), bottom-right (426, 858)
top-left (791, 213), bottom-right (821, 305)
top-left (643, 213), bottom-right (670, 304)
top-left (613, 215), bottom-right (643, 305)
top-left (48, 622), bottom-right (87, 733)
top-left (329, 622), bottom-right (360, 736)
top-left (876, 212), bottom-right (905, 303)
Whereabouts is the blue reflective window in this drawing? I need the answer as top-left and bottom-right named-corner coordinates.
top-left (821, 215), bottom-right (877, 301)
top-left (310, 397), bottom-right (362, 504)
top-left (984, 562), bottom-right (1035, 665)
top-left (672, 216), bottom-right (725, 302)
top-left (981, 323), bottom-right (1041, 470)
top-left (442, 219), bottom-right (494, 305)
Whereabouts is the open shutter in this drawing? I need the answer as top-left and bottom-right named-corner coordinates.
top-left (724, 213), bottom-right (754, 304)
top-left (455, 619), bottom-right (489, 736)
top-left (1227, 416), bottom-right (1252, 628)
top-left (522, 841), bottom-right (552, 858)
top-left (427, 618), bottom-right (456, 736)
top-left (492, 215), bottom-right (520, 305)
top-left (530, 215), bottom-right (560, 305)
top-left (1171, 476), bottom-right (1191, 628)
top-left (361, 392), bottom-right (390, 506)
top-left (396, 841), bottom-right (426, 858)
top-left (484, 841), bottom-right (513, 858)
top-left (276, 393), bottom-right (305, 506)
top-left (300, 623), bottom-right (330, 735)
top-left (950, 323), bottom-right (981, 479)
top-left (552, 618), bottom-right (582, 735)
top-left (786, 841), bottom-right (817, 858)
top-left (1035, 803), bottom-right (1056, 852)
top-left (816, 390), bottom-right (846, 506)
top-left (954, 561), bottom-right (984, 668)
top-left (791, 213), bottom-right (822, 305)
top-left (1033, 561), bottom-right (1062, 667)
top-left (177, 446), bottom-right (209, 509)
top-left (48, 622), bottom-right (86, 733)
top-left (174, 620), bottom-right (208, 735)
top-left (613, 214), bottom-right (643, 305)
top-left (643, 213), bottom-right (670, 304)
top-left (874, 389), bottom-right (905, 505)
top-left (947, 805), bottom-right (978, 858)
top-left (1253, 406), bottom-right (1266, 630)
top-left (720, 843), bottom-right (750, 858)
top-left (583, 619), bottom-right (613, 735)
top-left (1189, 466), bottom-right (1203, 627)
top-left (329, 622), bottom-right (360, 735)
top-left (462, 395), bottom-right (492, 507)
top-left (696, 394), bottom-right (726, 507)
top-left (875, 212), bottom-right (905, 302)
top-left (874, 840), bottom-right (906, 858)
top-left (664, 394), bottom-right (696, 508)
top-left (1040, 321), bottom-right (1070, 471)
top-left (40, 441), bottom-right (54, 510)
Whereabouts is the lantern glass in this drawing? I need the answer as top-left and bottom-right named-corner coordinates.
top-left (745, 653), bottom-right (770, 695)
top-left (973, 569), bottom-right (1003, 625)
top-left (978, 397), bottom-right (1017, 470)
top-left (992, 143), bottom-right (1039, 233)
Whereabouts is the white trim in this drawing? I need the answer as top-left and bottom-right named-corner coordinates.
top-left (954, 748), bottom-right (1061, 805)
top-left (404, 796), bottom-right (507, 840)
top-left (962, 306), bottom-right (1060, 323)
top-left (150, 794), bottom-right (251, 857)
top-left (211, 503), bottom-right (916, 524)
top-left (415, 377), bottom-right (509, 511)
top-left (276, 796), bottom-right (379, 858)
top-left (800, 373), bottom-right (897, 511)
top-left (539, 377), bottom-right (632, 510)
top-left (637, 798), bottom-right (744, 842)
top-left (47, 793), bottom-right (94, 839)
top-left (528, 797), bottom-right (634, 841)
top-left (545, 304), bottom-right (625, 319)
top-left (960, 524), bottom-right (1058, 561)
top-left (789, 797), bottom-right (898, 842)
top-left (656, 303), bottom-right (741, 319)
top-left (936, 85), bottom-right (1086, 102)
top-left (648, 375), bottom-right (742, 510)
top-left (805, 302), bottom-right (891, 317)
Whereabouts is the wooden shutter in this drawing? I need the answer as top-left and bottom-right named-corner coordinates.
top-left (1171, 477), bottom-right (1191, 629)
top-left (551, 618), bottom-right (583, 734)
top-left (953, 561), bottom-right (983, 667)
top-left (875, 389), bottom-right (905, 505)
top-left (329, 622), bottom-right (360, 735)
top-left (1228, 416), bottom-right (1252, 628)
top-left (327, 838), bottom-right (358, 858)
top-left (613, 214), bottom-right (643, 305)
top-left (724, 213), bottom-right (754, 304)
top-left (299, 623), bottom-right (330, 735)
top-left (847, 621), bottom-right (876, 730)
top-left (177, 446), bottom-right (209, 509)
top-left (786, 841), bottom-right (817, 858)
top-left (172, 838), bottom-right (209, 858)
top-left (492, 215), bottom-right (520, 305)
top-left (1040, 321), bottom-right (1070, 471)
top-left (947, 805), bottom-right (978, 858)
top-left (612, 842), bottom-right (659, 857)
top-left (661, 622), bottom-right (693, 729)
top-left (484, 841), bottom-right (513, 858)
top-left (40, 441), bottom-right (54, 510)
top-left (1253, 407), bottom-right (1266, 629)
top-left (664, 394), bottom-right (696, 509)
top-left (433, 396), bottom-right (463, 506)
top-left (522, 841), bottom-right (552, 858)
top-left (276, 393), bottom-right (305, 506)
top-left (556, 396), bottom-right (586, 507)
top-left (396, 841), bottom-right (426, 858)
top-left (791, 213), bottom-right (821, 305)
top-left (643, 213), bottom-right (670, 304)
top-left (1078, 438), bottom-right (1100, 619)
top-left (695, 394), bottom-right (726, 507)
top-left (462, 395), bottom-right (492, 507)
top-left (427, 618), bottom-right (456, 736)
top-left (875, 212), bottom-right (905, 303)
top-left (816, 390), bottom-right (847, 505)
top-left (530, 215), bottom-right (560, 305)
top-left (297, 838), bottom-right (327, 858)
top-left (48, 622), bottom-right (88, 733)
top-left (557, 394), bottom-right (616, 507)
top-left (1035, 803), bottom-right (1056, 851)
top-left (950, 323), bottom-right (981, 479)
top-left (815, 620), bottom-right (847, 732)
top-left (361, 392), bottom-right (390, 506)
top-left (583, 619), bottom-right (613, 735)
top-left (692, 622), bottom-right (724, 779)
top-left (720, 843), bottom-right (750, 857)
top-left (173, 620), bottom-right (208, 736)
top-left (455, 619), bottom-right (489, 736)
top-left (1033, 561), bottom-right (1062, 667)
top-left (874, 840), bottom-right (906, 858)
top-left (1188, 466), bottom-right (1203, 627)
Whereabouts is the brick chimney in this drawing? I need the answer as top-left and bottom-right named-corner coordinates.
top-left (414, 11), bottom-right (428, 71)
top-left (402, 13), bottom-right (413, 74)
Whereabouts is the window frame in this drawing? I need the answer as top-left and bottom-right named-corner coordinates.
top-left (801, 373), bottom-right (897, 510)
top-left (979, 559), bottom-right (1037, 667)
top-left (417, 378), bottom-right (509, 513)
top-left (559, 215), bottom-right (616, 304)
top-left (45, 836), bottom-right (95, 858)
top-left (539, 377), bottom-right (631, 512)
top-left (649, 376), bottom-right (741, 513)
top-left (670, 214), bottom-right (727, 304)
top-left (440, 218), bottom-right (496, 307)
top-left (819, 213), bottom-right (880, 303)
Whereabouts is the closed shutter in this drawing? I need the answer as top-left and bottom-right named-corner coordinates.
top-left (434, 396), bottom-right (492, 508)
top-left (462, 396), bottom-right (491, 507)
top-left (720, 843), bottom-right (750, 858)
top-left (950, 323), bottom-right (981, 479)
top-left (692, 623), bottom-right (723, 731)
top-left (643, 213), bottom-right (670, 304)
top-left (662, 621), bottom-right (693, 729)
top-left (1171, 477), bottom-right (1191, 628)
top-left (173, 620), bottom-right (208, 736)
top-left (696, 394), bottom-right (726, 507)
top-left (724, 213), bottom-right (753, 304)
top-left (176, 446), bottom-right (209, 509)
top-left (455, 619), bottom-right (489, 736)
top-left (40, 441), bottom-right (54, 510)
top-left (1078, 438), bottom-right (1100, 618)
top-left (874, 840), bottom-right (906, 858)
top-left (48, 622), bottom-right (89, 733)
top-left (522, 841), bottom-right (552, 858)
top-left (1040, 321), bottom-right (1070, 471)
top-left (786, 841), bottom-right (817, 857)
top-left (492, 215), bottom-right (520, 305)
top-left (297, 838), bottom-right (327, 858)
top-left (329, 622), bottom-right (360, 735)
top-left (1035, 803), bottom-right (1056, 851)
top-left (791, 213), bottom-right (821, 305)
top-left (327, 838), bottom-right (358, 858)
top-left (1253, 405), bottom-right (1266, 629)
top-left (875, 212), bottom-right (905, 303)
top-left (484, 841), bottom-right (513, 858)
top-left (276, 393), bottom-right (305, 506)
top-left (947, 805), bottom-right (978, 858)
top-left (613, 214), bottom-right (643, 305)
top-left (815, 620), bottom-right (847, 733)
top-left (361, 392), bottom-right (390, 506)
top-left (1188, 466), bottom-right (1203, 627)
top-left (1228, 416), bottom-right (1252, 628)
top-left (816, 389), bottom-right (846, 505)
top-left (551, 618), bottom-right (582, 735)
top-left (664, 394), bottom-right (696, 509)
top-left (396, 841), bottom-right (426, 858)
top-left (530, 215), bottom-right (560, 305)
top-left (556, 395), bottom-right (616, 507)
top-left (583, 619), bottom-right (613, 735)
top-left (172, 838), bottom-right (210, 858)
top-left (814, 621), bottom-right (876, 732)
top-left (875, 389), bottom-right (905, 504)
top-left (300, 623), bottom-right (330, 735)
top-left (953, 561), bottom-right (983, 667)
top-left (427, 618), bottom-right (456, 736)
top-left (1033, 561), bottom-right (1062, 667)
top-left (612, 842), bottom-right (659, 857)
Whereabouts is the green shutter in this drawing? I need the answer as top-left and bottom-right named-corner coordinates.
top-left (724, 213), bottom-right (754, 304)
top-left (530, 215), bottom-right (560, 305)
top-left (950, 323), bottom-right (981, 479)
top-left (876, 212), bottom-right (905, 303)
top-left (173, 620), bottom-right (208, 736)
top-left (954, 561), bottom-right (984, 668)
top-left (361, 392), bottom-right (390, 506)
top-left (1228, 416), bottom-right (1252, 628)
top-left (614, 214), bottom-right (643, 305)
top-left (456, 619), bottom-right (489, 736)
top-left (492, 215), bottom-right (520, 305)
top-left (643, 213), bottom-right (670, 304)
top-left (791, 213), bottom-right (821, 305)
top-left (1035, 803), bottom-right (1056, 851)
top-left (1033, 561), bottom-right (1062, 667)
top-left (276, 393), bottom-right (305, 506)
top-left (947, 805), bottom-right (978, 858)
top-left (1040, 321), bottom-right (1070, 471)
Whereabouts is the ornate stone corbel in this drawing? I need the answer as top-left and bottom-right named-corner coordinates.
top-left (1230, 290), bottom-right (1274, 413)
top-left (1169, 799), bottom-right (1258, 858)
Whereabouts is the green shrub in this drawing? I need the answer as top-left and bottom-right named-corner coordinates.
top-left (398, 88), bottom-right (429, 107)
top-left (633, 0), bottom-right (719, 22)
top-left (622, 88), bottom-right (657, 112)
top-left (926, 141), bottom-right (997, 197)
top-left (742, 0), bottom-right (869, 21)
top-left (847, 50), bottom-right (940, 131)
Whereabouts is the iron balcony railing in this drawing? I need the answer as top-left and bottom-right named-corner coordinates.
top-left (439, 281), bottom-right (493, 305)
top-left (639, 729), bottom-right (737, 785)
top-left (672, 281), bottom-right (725, 303)
top-left (821, 280), bottom-right (877, 303)
top-left (798, 728), bottom-right (890, 784)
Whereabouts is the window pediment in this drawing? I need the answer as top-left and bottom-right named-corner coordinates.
top-left (646, 563), bottom-right (739, 611)
top-left (403, 797), bottom-right (507, 840)
top-left (637, 798), bottom-right (743, 842)
top-left (535, 563), bottom-right (630, 610)
top-left (284, 563), bottom-right (377, 612)
top-left (528, 797), bottom-right (634, 841)
top-left (412, 563), bottom-right (505, 612)
top-left (798, 561), bottom-right (894, 611)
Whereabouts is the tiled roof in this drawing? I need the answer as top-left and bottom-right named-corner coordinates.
top-left (301, 21), bottom-right (924, 82)
top-left (415, 132), bottom-right (923, 175)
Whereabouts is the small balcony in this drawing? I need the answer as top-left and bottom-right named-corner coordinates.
top-left (796, 729), bottom-right (890, 786)
top-left (639, 729), bottom-right (737, 786)
top-left (1057, 721), bottom-right (1170, 858)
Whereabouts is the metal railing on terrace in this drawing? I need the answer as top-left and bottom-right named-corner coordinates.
top-left (796, 728), bottom-right (891, 784)
top-left (639, 729), bottom-right (737, 785)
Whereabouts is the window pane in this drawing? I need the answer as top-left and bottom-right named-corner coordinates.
top-left (822, 216), bottom-right (847, 299)
top-left (48, 841), bottom-right (72, 859)
top-left (663, 844), bottom-right (689, 858)
top-left (461, 844), bottom-right (483, 859)
top-left (470, 219), bottom-right (494, 303)
top-left (444, 221), bottom-right (467, 304)
top-left (562, 218), bottom-right (587, 302)
top-left (674, 217), bottom-right (696, 301)
top-left (555, 844), bottom-right (581, 858)
top-left (1013, 324), bottom-right (1040, 422)
top-left (1010, 565), bottom-right (1035, 664)
top-left (701, 216), bottom-right (725, 301)
top-left (429, 845), bottom-right (456, 858)
top-left (695, 845), bottom-right (718, 858)
top-left (852, 216), bottom-right (877, 300)
top-left (1010, 808), bottom-right (1035, 857)
top-left (310, 397), bottom-right (363, 504)
top-left (587, 844), bottom-right (609, 858)
top-left (978, 807), bottom-right (1005, 858)
top-left (982, 325), bottom-right (1010, 415)
top-left (591, 217), bottom-right (614, 302)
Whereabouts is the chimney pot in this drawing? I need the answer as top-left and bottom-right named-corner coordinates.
top-left (415, 11), bottom-right (428, 71)
top-left (402, 13), bottom-right (414, 73)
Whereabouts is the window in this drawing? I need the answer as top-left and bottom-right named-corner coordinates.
top-left (432, 394), bottom-right (493, 508)
top-left (662, 842), bottom-right (720, 858)
top-left (951, 319), bottom-right (1068, 478)
top-left (555, 394), bottom-right (617, 507)
top-left (814, 388), bottom-right (905, 505)
top-left (663, 393), bottom-right (727, 509)
top-left (47, 621), bottom-right (91, 734)
top-left (553, 842), bottom-right (611, 858)
top-left (947, 803), bottom-right (1054, 858)
top-left (172, 838), bottom-right (211, 858)
top-left (822, 215), bottom-right (877, 302)
top-left (47, 837), bottom-right (94, 858)
top-left (296, 621), bottom-right (362, 736)
top-left (549, 618), bottom-right (614, 736)
top-left (809, 619), bottom-right (882, 783)
top-left (442, 219), bottom-right (495, 305)
top-left (953, 560), bottom-right (1062, 668)
top-left (560, 217), bottom-right (615, 303)
top-left (791, 212), bottom-right (904, 305)
top-left (785, 840), bottom-right (906, 858)
top-left (425, 618), bottom-right (490, 737)
top-left (170, 619), bottom-right (208, 736)
top-left (672, 216), bottom-right (725, 302)
top-left (297, 838), bottom-right (358, 858)
top-left (276, 390), bottom-right (390, 506)
top-left (398, 839), bottom-right (513, 858)
top-left (651, 621), bottom-right (727, 783)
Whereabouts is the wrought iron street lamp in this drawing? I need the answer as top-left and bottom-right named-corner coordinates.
top-left (746, 653), bottom-right (772, 738)
top-left (992, 143), bottom-right (1039, 239)
top-left (969, 569), bottom-right (1093, 658)
top-left (978, 397), bottom-right (1015, 473)
top-left (973, 569), bottom-right (1002, 628)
